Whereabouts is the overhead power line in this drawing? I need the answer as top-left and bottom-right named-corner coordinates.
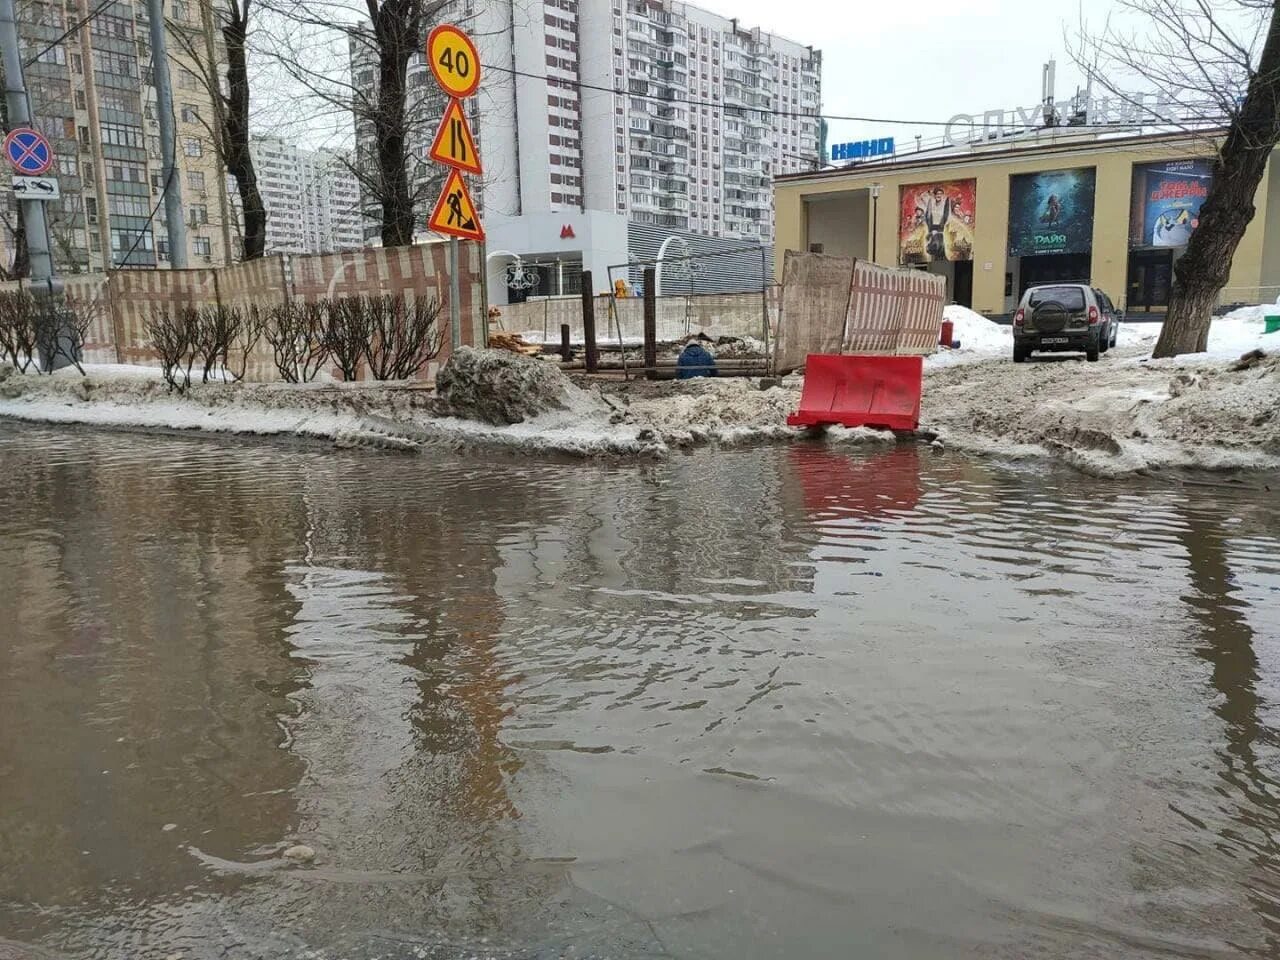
top-left (24, 0), bottom-right (117, 68)
top-left (483, 63), bottom-right (958, 126)
top-left (483, 62), bottom-right (1233, 130)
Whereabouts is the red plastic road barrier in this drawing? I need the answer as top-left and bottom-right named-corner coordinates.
top-left (786, 354), bottom-right (923, 432)
top-left (939, 319), bottom-right (954, 346)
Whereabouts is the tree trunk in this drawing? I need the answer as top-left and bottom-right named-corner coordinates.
top-left (373, 0), bottom-right (417, 248)
top-left (223, 8), bottom-right (267, 260)
top-left (1154, 1), bottom-right (1280, 358)
top-left (8, 204), bottom-right (29, 280)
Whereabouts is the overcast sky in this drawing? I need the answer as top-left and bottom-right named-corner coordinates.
top-left (693, 0), bottom-right (1114, 152)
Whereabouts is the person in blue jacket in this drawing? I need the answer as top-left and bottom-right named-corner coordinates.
top-left (676, 340), bottom-right (718, 379)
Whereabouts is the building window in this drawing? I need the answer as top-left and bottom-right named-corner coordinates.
top-left (183, 137), bottom-right (203, 157)
top-left (35, 44), bottom-right (65, 65)
top-left (172, 0), bottom-right (192, 20)
top-left (187, 170), bottom-right (205, 191)
top-left (58, 155), bottom-right (78, 177)
top-left (109, 195), bottom-right (151, 217)
top-left (100, 121), bottom-right (144, 148)
top-left (181, 104), bottom-right (199, 123)
top-left (178, 67), bottom-right (200, 90)
top-left (73, 90), bottom-right (86, 110)
top-left (193, 237), bottom-right (212, 257)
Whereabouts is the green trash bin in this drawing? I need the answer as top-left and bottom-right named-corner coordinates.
top-left (1266, 315), bottom-right (1280, 334)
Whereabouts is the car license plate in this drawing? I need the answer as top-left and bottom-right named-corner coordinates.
top-left (1041, 337), bottom-right (1069, 345)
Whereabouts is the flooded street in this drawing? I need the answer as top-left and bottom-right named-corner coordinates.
top-left (3, 424), bottom-right (1280, 959)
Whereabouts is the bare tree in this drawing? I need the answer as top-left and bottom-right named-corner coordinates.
top-left (169, 0), bottom-right (268, 259)
top-left (1076, 0), bottom-right (1280, 357)
top-left (256, 0), bottom-right (473, 247)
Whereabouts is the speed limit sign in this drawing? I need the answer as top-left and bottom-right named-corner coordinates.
top-left (427, 25), bottom-right (480, 98)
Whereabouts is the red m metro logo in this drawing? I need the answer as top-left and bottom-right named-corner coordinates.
top-left (560, 224), bottom-right (575, 239)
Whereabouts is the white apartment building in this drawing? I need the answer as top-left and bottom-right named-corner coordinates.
top-left (352, 0), bottom-right (821, 302)
top-left (250, 136), bottom-right (363, 256)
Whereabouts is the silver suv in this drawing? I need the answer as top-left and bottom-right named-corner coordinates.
top-left (1013, 284), bottom-right (1118, 363)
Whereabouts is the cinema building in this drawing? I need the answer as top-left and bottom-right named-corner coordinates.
top-left (774, 128), bottom-right (1280, 316)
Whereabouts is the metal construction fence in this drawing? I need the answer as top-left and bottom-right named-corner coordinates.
top-left (496, 287), bottom-right (779, 345)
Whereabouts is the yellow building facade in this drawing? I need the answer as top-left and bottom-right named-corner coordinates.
top-left (774, 130), bottom-right (1280, 316)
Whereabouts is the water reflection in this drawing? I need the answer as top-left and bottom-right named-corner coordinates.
top-left (787, 443), bottom-right (922, 520)
top-left (2, 426), bottom-right (1280, 959)
top-left (1180, 502), bottom-right (1280, 956)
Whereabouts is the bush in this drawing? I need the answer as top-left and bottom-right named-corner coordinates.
top-left (265, 301), bottom-right (330, 383)
top-left (0, 290), bottom-right (94, 375)
top-left (364, 294), bottom-right (444, 380)
top-left (0, 291), bottom-right (39, 372)
top-left (324, 296), bottom-right (370, 382)
top-left (145, 305), bottom-right (199, 392)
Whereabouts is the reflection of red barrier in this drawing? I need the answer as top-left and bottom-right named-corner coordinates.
top-left (788, 445), bottom-right (922, 519)
top-left (786, 354), bottom-right (923, 431)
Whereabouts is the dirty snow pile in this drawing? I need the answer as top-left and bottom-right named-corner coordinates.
top-left (1119, 305), bottom-right (1276, 358)
top-left (921, 346), bottom-right (1280, 475)
top-left (436, 346), bottom-right (585, 425)
top-left (614, 378), bottom-right (799, 446)
top-left (926, 305), bottom-right (1012, 369)
top-left (0, 354), bottom-right (794, 457)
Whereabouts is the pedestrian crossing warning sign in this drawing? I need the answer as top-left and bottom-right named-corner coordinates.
top-left (428, 169), bottom-right (484, 241)
top-left (428, 99), bottom-right (482, 175)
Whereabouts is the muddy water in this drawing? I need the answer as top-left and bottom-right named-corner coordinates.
top-left (2, 425), bottom-right (1280, 959)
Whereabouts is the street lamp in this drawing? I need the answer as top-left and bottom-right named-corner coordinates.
top-left (869, 183), bottom-right (882, 262)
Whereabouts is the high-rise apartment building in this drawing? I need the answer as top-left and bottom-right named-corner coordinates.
top-left (351, 0), bottom-right (821, 301)
top-left (250, 136), bottom-right (363, 255)
top-left (1, 0), bottom-right (232, 273)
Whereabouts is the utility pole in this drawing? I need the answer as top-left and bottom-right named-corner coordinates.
top-left (0, 0), bottom-right (57, 292)
top-left (145, 0), bottom-right (187, 267)
top-left (0, 0), bottom-right (69, 368)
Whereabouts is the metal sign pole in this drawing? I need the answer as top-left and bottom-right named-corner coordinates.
top-left (0, 0), bottom-right (56, 291)
top-left (449, 237), bottom-right (462, 352)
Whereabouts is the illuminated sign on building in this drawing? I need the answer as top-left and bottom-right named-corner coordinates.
top-left (831, 138), bottom-right (895, 162)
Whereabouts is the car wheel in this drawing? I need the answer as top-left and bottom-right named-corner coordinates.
top-left (1086, 343), bottom-right (1100, 362)
top-left (1013, 346), bottom-right (1028, 363)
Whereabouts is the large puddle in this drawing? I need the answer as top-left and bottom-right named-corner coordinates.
top-left (2, 424), bottom-right (1280, 958)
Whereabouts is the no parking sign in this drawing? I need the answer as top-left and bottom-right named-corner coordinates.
top-left (4, 127), bottom-right (54, 176)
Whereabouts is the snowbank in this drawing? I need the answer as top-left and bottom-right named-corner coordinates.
top-left (922, 346), bottom-right (1280, 476)
top-left (2, 332), bottom-right (1278, 477)
top-left (1118, 306), bottom-right (1279, 359)
top-left (926, 306), bottom-right (1012, 369)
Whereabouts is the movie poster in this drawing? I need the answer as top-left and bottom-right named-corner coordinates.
top-left (1129, 159), bottom-right (1212, 248)
top-left (1007, 168), bottom-right (1096, 257)
top-left (898, 179), bottom-right (976, 264)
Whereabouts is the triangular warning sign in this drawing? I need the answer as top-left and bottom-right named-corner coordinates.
top-left (428, 99), bottom-right (482, 175)
top-left (427, 169), bottom-right (484, 241)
